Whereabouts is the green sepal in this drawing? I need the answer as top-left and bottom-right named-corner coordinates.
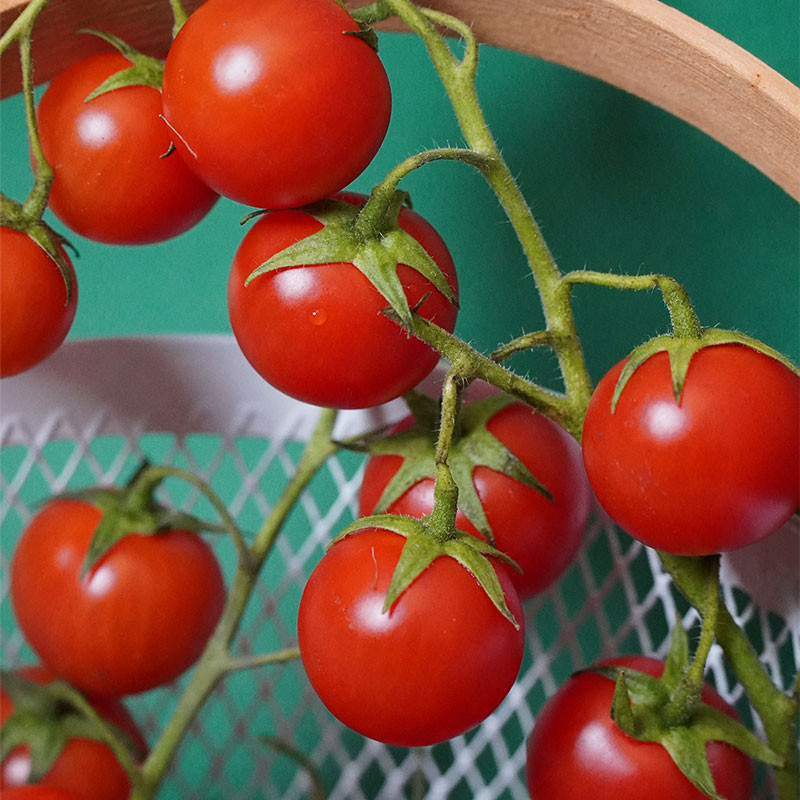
top-left (64, 467), bottom-right (226, 576)
top-left (1, 197), bottom-right (76, 304)
top-left (22, 222), bottom-right (75, 303)
top-left (243, 197), bottom-right (457, 330)
top-left (589, 663), bottom-right (784, 799)
top-left (357, 393), bottom-right (552, 543)
top-left (611, 329), bottom-right (800, 412)
top-left (78, 29), bottom-right (164, 99)
top-left (333, 513), bottom-right (522, 627)
top-left (344, 26), bottom-right (379, 51)
top-left (0, 672), bottom-right (136, 780)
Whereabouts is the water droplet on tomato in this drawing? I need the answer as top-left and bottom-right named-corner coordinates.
top-left (310, 309), bottom-right (327, 326)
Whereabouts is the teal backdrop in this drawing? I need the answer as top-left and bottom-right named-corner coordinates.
top-left (0, 0), bottom-right (797, 382)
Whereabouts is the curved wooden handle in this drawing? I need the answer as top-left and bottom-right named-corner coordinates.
top-left (2, 0), bottom-right (798, 199)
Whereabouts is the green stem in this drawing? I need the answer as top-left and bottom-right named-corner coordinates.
top-left (169, 0), bottom-right (189, 37)
top-left (389, 310), bottom-right (579, 436)
top-left (354, 147), bottom-right (490, 237)
top-left (224, 647), bottom-right (301, 674)
top-left (561, 270), bottom-right (703, 338)
top-left (662, 556), bottom-right (720, 727)
top-left (130, 409), bottom-right (339, 798)
top-left (384, 0), bottom-right (593, 413)
top-left (660, 553), bottom-right (799, 799)
top-left (490, 330), bottom-right (554, 363)
top-left (0, 0), bottom-right (50, 56)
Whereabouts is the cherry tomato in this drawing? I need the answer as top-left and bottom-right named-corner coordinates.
top-left (36, 52), bottom-right (217, 244)
top-left (0, 227), bottom-right (77, 378)
top-left (297, 529), bottom-right (525, 746)
top-left (526, 656), bottom-right (754, 799)
top-left (10, 498), bottom-right (226, 697)
top-left (359, 402), bottom-right (592, 599)
top-left (582, 344), bottom-right (800, 554)
top-left (228, 192), bottom-right (458, 409)
top-left (1, 788), bottom-right (83, 800)
top-left (162, 0), bottom-right (391, 209)
top-left (1, 666), bottom-right (146, 800)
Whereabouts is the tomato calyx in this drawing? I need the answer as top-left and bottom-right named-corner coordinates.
top-left (333, 511), bottom-right (522, 627)
top-left (611, 328), bottom-right (800, 412)
top-left (586, 627), bottom-right (783, 800)
top-left (77, 29), bottom-right (164, 99)
top-left (0, 198), bottom-right (76, 303)
top-left (0, 672), bottom-right (141, 781)
top-left (243, 194), bottom-right (458, 330)
top-left (66, 463), bottom-right (225, 576)
top-left (348, 392), bottom-right (553, 543)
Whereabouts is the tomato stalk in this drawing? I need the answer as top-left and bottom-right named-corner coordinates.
top-left (129, 408), bottom-right (339, 799)
top-left (660, 552), bottom-right (800, 800)
top-left (382, 0), bottom-right (593, 422)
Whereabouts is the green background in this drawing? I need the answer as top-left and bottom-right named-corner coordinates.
top-left (1, 0), bottom-right (797, 382)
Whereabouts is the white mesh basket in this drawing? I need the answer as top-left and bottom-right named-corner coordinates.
top-left (1, 335), bottom-right (797, 799)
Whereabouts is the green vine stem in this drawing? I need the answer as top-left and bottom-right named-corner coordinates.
top-left (129, 408), bottom-right (339, 799)
top-left (660, 552), bottom-right (800, 800)
top-left (561, 270), bottom-right (703, 339)
top-left (169, 0), bottom-right (188, 37)
top-left (382, 0), bottom-right (594, 417)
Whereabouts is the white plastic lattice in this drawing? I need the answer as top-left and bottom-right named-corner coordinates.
top-left (1, 336), bottom-right (797, 799)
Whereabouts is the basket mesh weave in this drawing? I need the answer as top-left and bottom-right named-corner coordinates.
top-left (1, 337), bottom-right (797, 799)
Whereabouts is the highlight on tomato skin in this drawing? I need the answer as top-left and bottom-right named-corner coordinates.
top-left (297, 528), bottom-right (525, 748)
top-left (581, 344), bottom-right (800, 555)
top-left (525, 656), bottom-right (754, 800)
top-left (36, 51), bottom-right (218, 245)
top-left (161, 0), bottom-right (392, 209)
top-left (227, 193), bottom-right (459, 410)
top-left (0, 227), bottom-right (77, 379)
top-left (0, 665), bottom-right (147, 800)
top-left (10, 498), bottom-right (227, 698)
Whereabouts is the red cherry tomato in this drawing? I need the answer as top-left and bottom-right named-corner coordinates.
top-left (36, 52), bottom-right (217, 244)
top-left (0, 227), bottom-right (77, 378)
top-left (162, 0), bottom-right (391, 209)
top-left (10, 498), bottom-right (226, 697)
top-left (0, 666), bottom-right (146, 800)
top-left (359, 402), bottom-right (592, 599)
top-left (581, 344), bottom-right (800, 554)
top-left (228, 192), bottom-right (458, 409)
top-left (1, 787), bottom-right (84, 800)
top-left (297, 528), bottom-right (525, 746)
top-left (526, 656), bottom-right (754, 799)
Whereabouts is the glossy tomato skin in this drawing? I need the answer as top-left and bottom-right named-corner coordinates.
top-left (0, 666), bottom-right (146, 800)
top-left (298, 529), bottom-right (525, 747)
top-left (36, 52), bottom-right (217, 244)
top-left (526, 656), bottom-right (753, 799)
top-left (0, 228), bottom-right (77, 378)
top-left (1, 788), bottom-right (84, 800)
top-left (582, 345), bottom-right (800, 554)
top-left (228, 193), bottom-right (459, 409)
top-left (10, 498), bottom-right (226, 697)
top-left (359, 403), bottom-right (592, 600)
top-left (162, 0), bottom-right (391, 209)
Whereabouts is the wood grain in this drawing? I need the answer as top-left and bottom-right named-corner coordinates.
top-left (2, 0), bottom-right (798, 199)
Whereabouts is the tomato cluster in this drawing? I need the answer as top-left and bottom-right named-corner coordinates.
top-left (2, 0), bottom-right (798, 796)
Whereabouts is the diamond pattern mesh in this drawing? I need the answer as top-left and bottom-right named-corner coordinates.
top-left (2, 386), bottom-right (797, 799)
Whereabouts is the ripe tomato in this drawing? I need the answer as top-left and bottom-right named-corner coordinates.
top-left (227, 193), bottom-right (459, 409)
top-left (0, 227), bottom-right (77, 378)
top-left (10, 498), bottom-right (226, 697)
top-left (297, 529), bottom-right (525, 747)
top-left (581, 344), bottom-right (800, 554)
top-left (1, 788), bottom-right (83, 800)
top-left (0, 666), bottom-right (146, 800)
top-left (359, 402), bottom-right (592, 600)
top-left (526, 656), bottom-right (753, 799)
top-left (36, 51), bottom-right (217, 244)
top-left (161, 0), bottom-right (391, 209)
